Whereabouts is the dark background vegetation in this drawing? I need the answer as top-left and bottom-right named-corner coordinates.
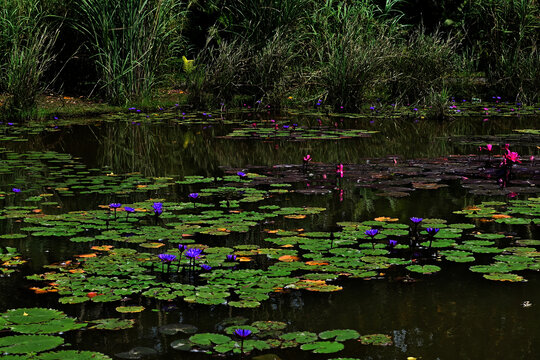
top-left (0, 0), bottom-right (538, 118)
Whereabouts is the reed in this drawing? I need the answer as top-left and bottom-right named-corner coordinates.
top-left (0, 0), bottom-right (60, 119)
top-left (74, 0), bottom-right (184, 105)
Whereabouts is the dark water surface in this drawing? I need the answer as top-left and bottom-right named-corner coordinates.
top-left (1, 112), bottom-right (539, 359)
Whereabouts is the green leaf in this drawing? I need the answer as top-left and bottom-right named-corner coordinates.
top-left (359, 334), bottom-right (393, 346)
top-left (36, 350), bottom-right (112, 359)
top-left (318, 329), bottom-right (360, 342)
top-left (301, 341), bottom-right (344, 353)
top-left (0, 335), bottom-right (64, 354)
top-left (189, 333), bottom-right (231, 346)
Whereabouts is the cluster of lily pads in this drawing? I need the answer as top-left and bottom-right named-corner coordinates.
top-left (167, 319), bottom-right (392, 356)
top-left (0, 307), bottom-right (112, 359)
top-left (220, 126), bottom-right (377, 141)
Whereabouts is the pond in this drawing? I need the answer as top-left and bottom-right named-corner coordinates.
top-left (0, 104), bottom-right (539, 359)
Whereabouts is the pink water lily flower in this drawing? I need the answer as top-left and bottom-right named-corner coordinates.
top-left (506, 151), bottom-right (521, 163)
top-left (486, 144), bottom-right (492, 151)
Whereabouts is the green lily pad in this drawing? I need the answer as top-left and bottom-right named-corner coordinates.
top-left (280, 331), bottom-right (318, 344)
top-left (319, 329), bottom-right (360, 342)
top-left (358, 334), bottom-right (393, 346)
top-left (483, 273), bottom-right (527, 282)
top-left (36, 350), bottom-right (112, 359)
top-left (189, 333), bottom-right (231, 346)
top-left (89, 318), bottom-right (135, 330)
top-left (116, 306), bottom-right (145, 313)
top-left (301, 341), bottom-right (344, 353)
top-left (10, 318), bottom-right (86, 334)
top-left (0, 335), bottom-right (64, 354)
top-left (2, 308), bottom-right (65, 325)
top-left (406, 265), bottom-right (441, 274)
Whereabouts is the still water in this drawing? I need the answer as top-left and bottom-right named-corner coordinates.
top-left (0, 111), bottom-right (539, 359)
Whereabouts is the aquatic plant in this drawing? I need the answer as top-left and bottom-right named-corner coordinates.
top-left (74, 0), bottom-right (185, 104)
top-left (158, 253), bottom-right (176, 273)
top-left (189, 193), bottom-right (199, 207)
top-left (12, 188), bottom-right (21, 193)
top-left (185, 248), bottom-right (203, 271)
top-left (0, 0), bottom-right (60, 120)
top-left (109, 203), bottom-right (121, 219)
top-left (303, 154), bottom-right (312, 171)
top-left (124, 206), bottom-right (135, 220)
top-left (234, 328), bottom-right (252, 358)
top-left (425, 227), bottom-right (440, 249)
top-left (365, 228), bottom-right (379, 249)
top-left (200, 264), bottom-right (212, 271)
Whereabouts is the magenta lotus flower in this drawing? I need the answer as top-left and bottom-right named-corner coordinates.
top-left (506, 151), bottom-right (521, 163)
top-left (336, 163), bottom-right (344, 178)
top-left (486, 144), bottom-right (492, 151)
top-left (303, 154), bottom-right (311, 162)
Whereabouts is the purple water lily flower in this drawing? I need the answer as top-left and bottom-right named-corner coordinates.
top-left (200, 264), bottom-right (212, 271)
top-left (124, 207), bottom-right (135, 213)
top-left (185, 248), bottom-right (203, 259)
top-left (152, 202), bottom-right (163, 215)
top-left (12, 188), bottom-right (21, 193)
top-left (426, 228), bottom-right (440, 236)
top-left (109, 203), bottom-right (121, 208)
top-left (189, 193), bottom-right (199, 199)
top-left (226, 254), bottom-right (237, 262)
top-left (234, 329), bottom-right (252, 338)
top-left (410, 217), bottom-right (423, 223)
top-left (237, 171), bottom-right (246, 177)
top-left (365, 229), bottom-right (379, 238)
top-left (178, 244), bottom-right (188, 252)
top-left (158, 254), bottom-right (176, 263)
top-left (389, 239), bottom-right (398, 247)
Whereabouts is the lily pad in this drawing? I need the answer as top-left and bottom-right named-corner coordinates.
top-left (358, 334), bottom-right (393, 346)
top-left (319, 329), bottom-right (360, 342)
top-left (0, 335), bottom-right (64, 354)
top-left (301, 341), bottom-right (344, 353)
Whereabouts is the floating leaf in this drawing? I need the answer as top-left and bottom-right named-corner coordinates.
top-left (89, 318), bottom-right (135, 330)
top-left (189, 333), bottom-right (231, 346)
top-left (36, 350), bottom-right (112, 359)
top-left (0, 335), bottom-right (64, 354)
top-left (358, 334), bottom-right (392, 346)
top-left (116, 306), bottom-right (145, 313)
top-left (406, 265), bottom-right (441, 274)
top-left (319, 329), bottom-right (360, 342)
top-left (301, 341), bottom-right (344, 353)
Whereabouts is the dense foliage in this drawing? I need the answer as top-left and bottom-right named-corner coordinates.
top-left (0, 0), bottom-right (538, 117)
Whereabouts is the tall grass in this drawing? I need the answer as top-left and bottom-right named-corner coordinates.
top-left (74, 0), bottom-right (185, 105)
top-left (387, 29), bottom-right (459, 105)
top-left (0, 0), bottom-right (60, 119)
top-left (453, 0), bottom-right (539, 102)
